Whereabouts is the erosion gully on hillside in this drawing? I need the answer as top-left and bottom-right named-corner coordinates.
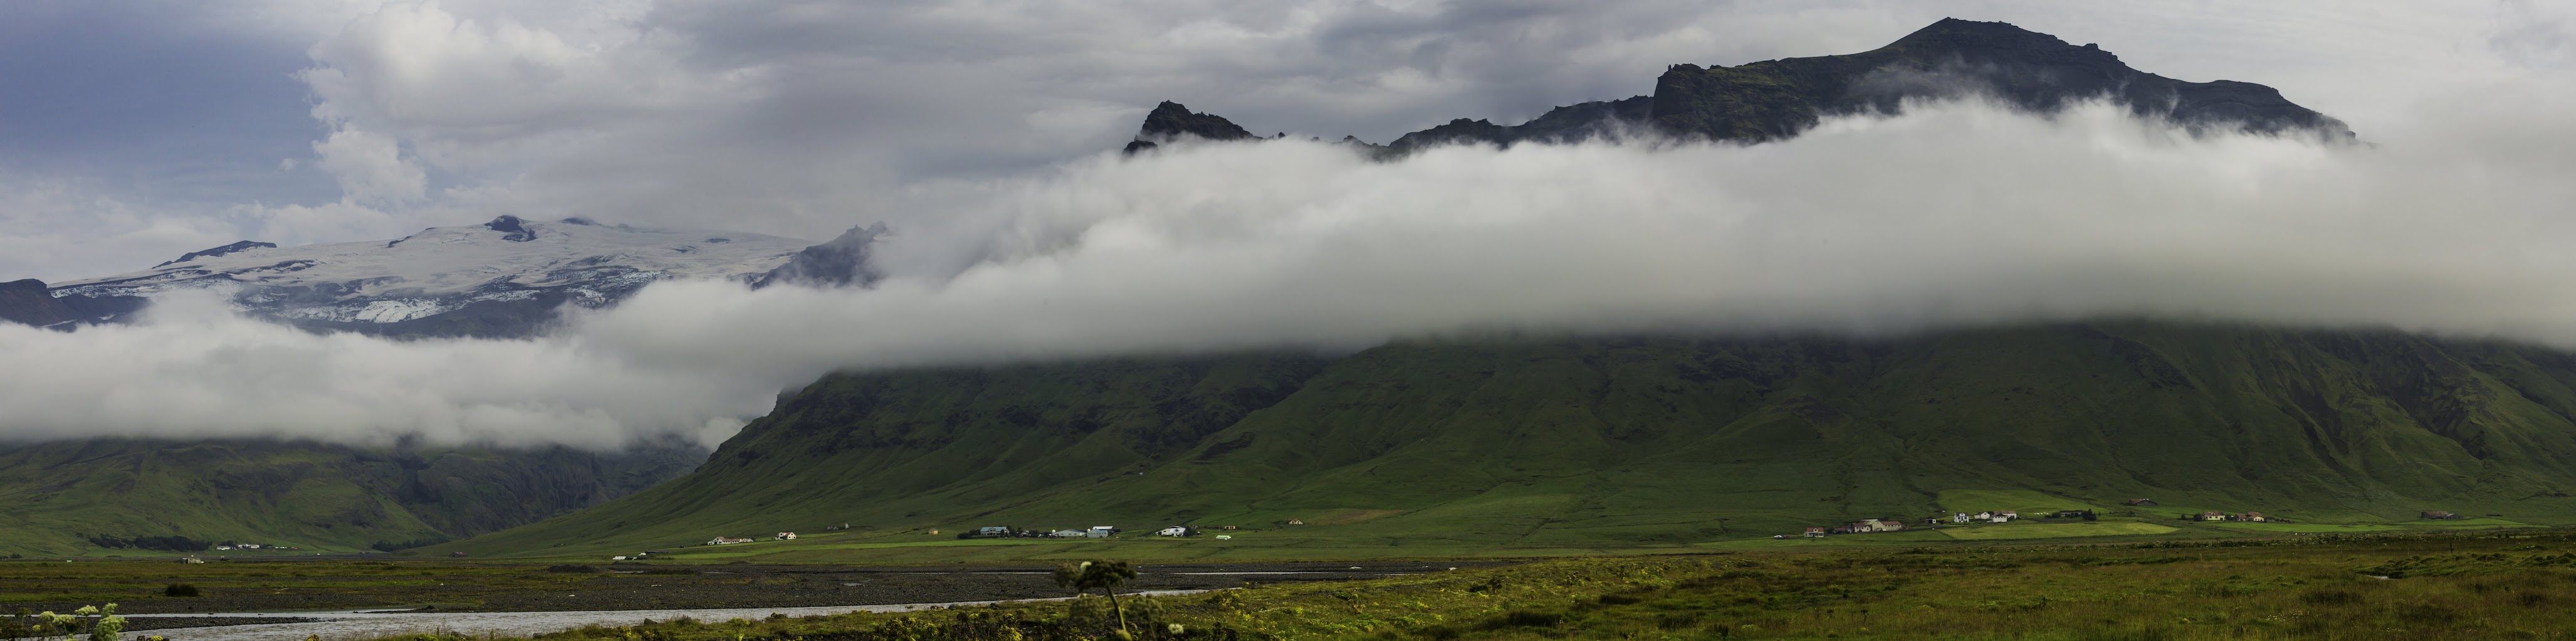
top-left (0, 560), bottom-right (1507, 632)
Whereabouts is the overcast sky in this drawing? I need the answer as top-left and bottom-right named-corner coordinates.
top-left (3, 0), bottom-right (2567, 282)
top-left (2, 1), bottom-right (2573, 448)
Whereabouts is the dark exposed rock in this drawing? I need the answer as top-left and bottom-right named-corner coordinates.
top-left (484, 215), bottom-right (536, 241)
top-left (155, 241), bottom-right (277, 268)
top-left (0, 278), bottom-right (147, 329)
top-left (1385, 96), bottom-right (1655, 152)
top-left (0, 278), bottom-right (78, 327)
top-left (1138, 100), bottom-right (1256, 142)
top-left (1650, 18), bottom-right (2350, 142)
top-left (753, 223), bottom-right (887, 289)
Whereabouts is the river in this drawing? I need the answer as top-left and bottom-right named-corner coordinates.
top-left (128, 591), bottom-right (1206, 641)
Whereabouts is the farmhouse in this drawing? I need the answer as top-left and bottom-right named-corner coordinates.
top-left (1804, 527), bottom-right (1828, 538)
top-left (2200, 511), bottom-right (2227, 521)
top-left (1832, 518), bottom-right (1908, 534)
top-left (775, 532), bottom-right (797, 540)
top-left (1157, 526), bottom-right (1191, 537)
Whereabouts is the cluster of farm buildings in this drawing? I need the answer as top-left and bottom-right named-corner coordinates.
top-left (1788, 497), bottom-right (2312, 538)
top-left (209, 543), bottom-right (297, 551)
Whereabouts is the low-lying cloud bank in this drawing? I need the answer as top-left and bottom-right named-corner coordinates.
top-left (9, 97), bottom-right (2576, 448)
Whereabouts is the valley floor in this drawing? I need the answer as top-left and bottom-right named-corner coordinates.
top-left (14, 529), bottom-right (2576, 640)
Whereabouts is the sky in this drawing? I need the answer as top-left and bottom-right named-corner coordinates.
top-left (1, 1), bottom-right (2572, 448)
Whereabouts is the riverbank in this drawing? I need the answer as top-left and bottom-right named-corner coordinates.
top-left (0, 559), bottom-right (1504, 616)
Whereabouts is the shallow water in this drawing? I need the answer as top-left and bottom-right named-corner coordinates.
top-left (132, 592), bottom-right (1202, 641)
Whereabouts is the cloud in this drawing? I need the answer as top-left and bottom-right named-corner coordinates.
top-left (311, 125), bottom-right (427, 203)
top-left (11, 94), bottom-right (2576, 449)
top-left (0, 290), bottom-right (772, 450)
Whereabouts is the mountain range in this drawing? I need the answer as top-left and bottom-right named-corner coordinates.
top-left (3, 19), bottom-right (2538, 559)
top-left (425, 20), bottom-right (2576, 558)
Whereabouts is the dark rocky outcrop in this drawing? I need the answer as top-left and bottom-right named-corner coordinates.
top-left (1649, 18), bottom-right (2349, 142)
top-left (753, 223), bottom-right (887, 289)
top-left (1122, 101), bottom-right (1260, 155)
top-left (1139, 100), bottom-right (1256, 141)
top-left (1123, 19), bottom-right (2348, 158)
top-left (0, 279), bottom-right (147, 329)
top-left (484, 215), bottom-right (536, 241)
top-left (155, 241), bottom-right (276, 268)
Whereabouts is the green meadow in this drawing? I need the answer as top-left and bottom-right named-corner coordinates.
top-left (355, 528), bottom-right (2576, 641)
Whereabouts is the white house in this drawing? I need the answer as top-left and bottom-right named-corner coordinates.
top-left (1156, 526), bottom-right (1190, 537)
top-left (775, 532), bottom-right (797, 540)
top-left (1087, 526), bottom-right (1116, 538)
top-left (1952, 512), bottom-right (1971, 524)
top-left (1214, 535), bottom-right (1232, 540)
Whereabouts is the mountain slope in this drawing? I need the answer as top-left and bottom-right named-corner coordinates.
top-left (0, 439), bottom-right (704, 556)
top-left (441, 323), bottom-right (2576, 556)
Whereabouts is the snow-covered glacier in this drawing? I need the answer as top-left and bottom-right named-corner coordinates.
top-left (48, 216), bottom-right (816, 337)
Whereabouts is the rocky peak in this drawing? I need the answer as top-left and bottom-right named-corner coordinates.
top-left (753, 223), bottom-right (888, 289)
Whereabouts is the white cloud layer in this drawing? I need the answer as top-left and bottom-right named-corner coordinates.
top-left (9, 93), bottom-right (2576, 448)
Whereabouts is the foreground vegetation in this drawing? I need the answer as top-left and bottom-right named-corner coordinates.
top-left (345, 529), bottom-right (2576, 641)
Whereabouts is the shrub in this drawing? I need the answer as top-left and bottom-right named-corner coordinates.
top-left (545, 564), bottom-right (600, 573)
top-left (1499, 610), bottom-right (1563, 627)
top-left (162, 584), bottom-right (199, 598)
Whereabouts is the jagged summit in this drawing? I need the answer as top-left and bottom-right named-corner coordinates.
top-left (1119, 18), bottom-right (2348, 157)
top-left (753, 223), bottom-right (887, 289)
top-left (1123, 101), bottom-right (1259, 154)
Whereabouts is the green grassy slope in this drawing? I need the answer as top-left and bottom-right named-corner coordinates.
top-left (0, 440), bottom-right (702, 557)
top-left (438, 323), bottom-right (2576, 558)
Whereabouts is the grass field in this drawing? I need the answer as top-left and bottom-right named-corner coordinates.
top-left (306, 527), bottom-right (2576, 641)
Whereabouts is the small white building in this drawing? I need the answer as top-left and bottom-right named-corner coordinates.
top-left (1087, 526), bottom-right (1116, 538)
top-left (775, 532), bottom-right (797, 540)
top-left (1214, 535), bottom-right (1232, 540)
top-left (1157, 526), bottom-right (1190, 537)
